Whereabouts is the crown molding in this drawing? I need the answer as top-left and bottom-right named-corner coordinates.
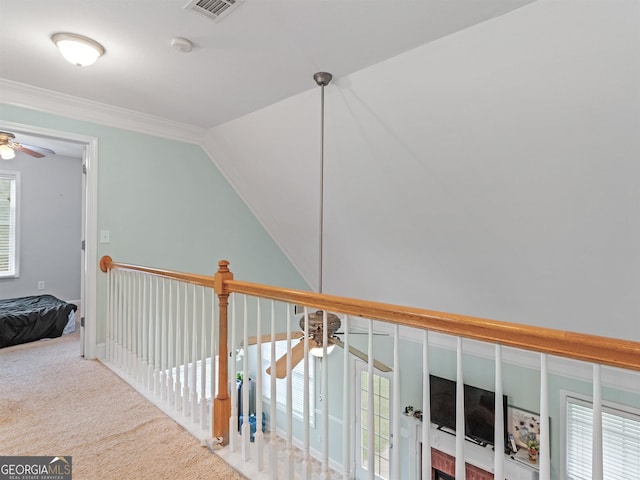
top-left (0, 78), bottom-right (206, 145)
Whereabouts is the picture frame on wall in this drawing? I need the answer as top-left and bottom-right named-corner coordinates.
top-left (509, 405), bottom-right (541, 448)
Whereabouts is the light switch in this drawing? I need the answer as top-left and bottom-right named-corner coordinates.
top-left (100, 229), bottom-right (110, 243)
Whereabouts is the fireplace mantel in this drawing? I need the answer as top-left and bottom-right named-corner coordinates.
top-left (402, 415), bottom-right (539, 480)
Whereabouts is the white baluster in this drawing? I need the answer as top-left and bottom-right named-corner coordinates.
top-left (342, 315), bottom-right (351, 480)
top-left (142, 274), bottom-right (148, 388)
top-left (539, 354), bottom-right (550, 480)
top-left (494, 345), bottom-right (504, 480)
top-left (455, 337), bottom-right (465, 480)
top-left (367, 319), bottom-right (375, 480)
top-left (286, 304), bottom-right (294, 480)
top-left (229, 294), bottom-right (238, 452)
top-left (117, 270), bottom-right (124, 368)
top-left (169, 280), bottom-right (180, 406)
top-left (105, 268), bottom-right (112, 361)
top-left (105, 268), bottom-right (111, 361)
top-left (183, 283), bottom-right (190, 417)
top-left (422, 330), bottom-right (431, 480)
top-left (302, 306), bottom-right (311, 480)
top-left (160, 278), bottom-right (167, 401)
top-left (129, 271), bottom-right (136, 377)
top-left (136, 273), bottom-right (146, 386)
top-left (321, 310), bottom-right (329, 480)
top-left (592, 364), bottom-right (603, 480)
top-left (392, 324), bottom-right (400, 480)
top-left (242, 295), bottom-right (251, 462)
top-left (153, 277), bottom-right (164, 396)
top-left (256, 299), bottom-right (264, 471)
top-left (122, 271), bottom-right (128, 371)
top-left (175, 281), bottom-right (182, 411)
top-left (269, 301), bottom-right (279, 480)
top-left (147, 274), bottom-right (154, 390)
top-left (191, 284), bottom-right (198, 422)
top-left (200, 286), bottom-right (207, 430)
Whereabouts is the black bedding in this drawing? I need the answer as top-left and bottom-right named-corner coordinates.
top-left (0, 295), bottom-right (77, 348)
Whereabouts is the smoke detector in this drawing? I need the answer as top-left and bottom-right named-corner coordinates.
top-left (171, 37), bottom-right (193, 53)
top-left (184, 0), bottom-right (243, 23)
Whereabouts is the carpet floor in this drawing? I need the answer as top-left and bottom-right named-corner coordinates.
top-left (0, 331), bottom-right (245, 480)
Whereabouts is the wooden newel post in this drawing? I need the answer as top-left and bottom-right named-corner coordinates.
top-left (99, 255), bottom-right (112, 273)
top-left (213, 260), bottom-right (233, 444)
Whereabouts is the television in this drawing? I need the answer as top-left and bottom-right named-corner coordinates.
top-left (429, 375), bottom-right (508, 448)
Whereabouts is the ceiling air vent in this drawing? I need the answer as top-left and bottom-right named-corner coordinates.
top-left (184, 0), bottom-right (243, 23)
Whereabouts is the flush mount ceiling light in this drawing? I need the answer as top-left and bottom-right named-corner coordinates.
top-left (52, 33), bottom-right (105, 67)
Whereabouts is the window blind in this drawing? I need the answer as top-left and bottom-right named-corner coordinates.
top-left (566, 396), bottom-right (640, 480)
top-left (0, 173), bottom-right (17, 277)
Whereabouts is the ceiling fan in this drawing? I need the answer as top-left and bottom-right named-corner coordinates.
top-left (247, 310), bottom-right (392, 379)
top-left (0, 132), bottom-right (56, 160)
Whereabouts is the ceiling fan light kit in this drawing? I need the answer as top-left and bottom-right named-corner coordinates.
top-left (52, 32), bottom-right (105, 67)
top-left (0, 144), bottom-right (16, 160)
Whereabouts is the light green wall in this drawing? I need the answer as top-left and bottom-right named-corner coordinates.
top-left (0, 104), bottom-right (310, 342)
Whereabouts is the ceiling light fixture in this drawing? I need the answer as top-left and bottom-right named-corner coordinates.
top-left (0, 144), bottom-right (16, 160)
top-left (52, 33), bottom-right (105, 67)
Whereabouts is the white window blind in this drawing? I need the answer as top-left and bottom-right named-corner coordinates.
top-left (0, 172), bottom-right (19, 278)
top-left (262, 340), bottom-right (314, 425)
top-left (566, 396), bottom-right (640, 480)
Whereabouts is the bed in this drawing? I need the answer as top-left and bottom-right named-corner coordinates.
top-left (0, 295), bottom-right (77, 348)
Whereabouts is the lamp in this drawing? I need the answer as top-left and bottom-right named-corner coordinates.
top-left (52, 33), bottom-right (105, 67)
top-left (0, 144), bottom-right (16, 160)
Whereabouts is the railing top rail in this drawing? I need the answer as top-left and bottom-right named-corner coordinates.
top-left (225, 279), bottom-right (640, 373)
top-left (99, 256), bottom-right (215, 289)
top-left (99, 256), bottom-right (640, 372)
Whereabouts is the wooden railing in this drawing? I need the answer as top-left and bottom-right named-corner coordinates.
top-left (100, 256), bottom-right (640, 480)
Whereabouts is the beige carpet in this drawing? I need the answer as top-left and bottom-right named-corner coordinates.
top-left (0, 331), bottom-right (245, 480)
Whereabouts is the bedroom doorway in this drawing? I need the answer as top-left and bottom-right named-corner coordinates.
top-left (0, 120), bottom-right (98, 358)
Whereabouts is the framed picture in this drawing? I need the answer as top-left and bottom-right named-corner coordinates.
top-left (509, 406), bottom-right (541, 448)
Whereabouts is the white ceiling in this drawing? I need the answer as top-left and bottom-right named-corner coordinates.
top-left (0, 0), bottom-right (535, 132)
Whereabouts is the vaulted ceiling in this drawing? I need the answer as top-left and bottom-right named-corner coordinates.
top-left (0, 0), bottom-right (534, 130)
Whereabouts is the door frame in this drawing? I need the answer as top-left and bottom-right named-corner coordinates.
top-left (0, 120), bottom-right (99, 358)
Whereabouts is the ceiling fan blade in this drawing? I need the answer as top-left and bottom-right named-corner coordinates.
top-left (245, 330), bottom-right (304, 346)
top-left (19, 143), bottom-right (56, 155)
top-left (11, 144), bottom-right (46, 158)
top-left (329, 337), bottom-right (392, 372)
top-left (266, 339), bottom-right (309, 379)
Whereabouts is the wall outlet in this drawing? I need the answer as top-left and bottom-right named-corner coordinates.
top-left (37, 281), bottom-right (45, 290)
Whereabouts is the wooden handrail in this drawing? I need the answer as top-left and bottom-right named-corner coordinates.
top-left (100, 256), bottom-right (640, 372)
top-left (224, 278), bottom-right (640, 372)
top-left (100, 255), bottom-right (216, 289)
